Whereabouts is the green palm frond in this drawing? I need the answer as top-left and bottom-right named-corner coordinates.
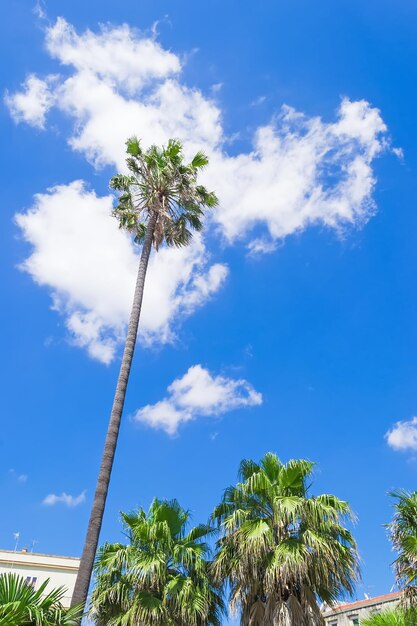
top-left (239, 459), bottom-right (261, 481)
top-left (0, 573), bottom-right (83, 626)
top-left (191, 151), bottom-right (209, 169)
top-left (125, 137), bottom-right (142, 157)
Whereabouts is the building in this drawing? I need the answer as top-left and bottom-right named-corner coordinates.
top-left (0, 548), bottom-right (80, 607)
top-left (323, 592), bottom-right (402, 626)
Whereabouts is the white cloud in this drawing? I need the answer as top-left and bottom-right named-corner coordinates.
top-left (9, 469), bottom-right (28, 483)
top-left (211, 82), bottom-right (223, 94)
top-left (46, 17), bottom-right (180, 93)
top-left (247, 237), bottom-right (278, 256)
top-left (6, 18), bottom-right (390, 201)
top-left (16, 181), bottom-right (228, 363)
top-left (207, 99), bottom-right (388, 242)
top-left (251, 95), bottom-right (267, 107)
top-left (43, 490), bottom-right (86, 507)
top-left (5, 74), bottom-right (56, 128)
top-left (7, 18), bottom-right (393, 360)
top-left (33, 0), bottom-right (47, 20)
top-left (134, 364), bottom-right (262, 435)
top-left (386, 417), bottom-right (417, 452)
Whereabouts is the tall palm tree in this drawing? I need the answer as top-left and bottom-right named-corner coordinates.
top-left (0, 572), bottom-right (82, 626)
top-left (89, 499), bottom-right (225, 625)
top-left (71, 138), bottom-right (218, 610)
top-left (388, 490), bottom-right (417, 607)
top-left (212, 453), bottom-right (360, 626)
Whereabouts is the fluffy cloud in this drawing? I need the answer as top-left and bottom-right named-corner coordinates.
top-left (7, 19), bottom-right (390, 223)
top-left (43, 490), bottom-right (86, 507)
top-left (16, 181), bottom-right (228, 363)
top-left (208, 99), bottom-right (387, 243)
top-left (7, 18), bottom-right (392, 360)
top-left (134, 364), bottom-right (262, 435)
top-left (5, 74), bottom-right (56, 128)
top-left (46, 18), bottom-right (180, 93)
top-left (386, 417), bottom-right (417, 452)
top-left (34, 18), bottom-right (221, 169)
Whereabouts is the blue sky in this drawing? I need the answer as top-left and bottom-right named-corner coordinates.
top-left (1, 0), bottom-right (417, 617)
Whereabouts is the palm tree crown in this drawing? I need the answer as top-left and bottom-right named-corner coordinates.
top-left (110, 137), bottom-right (218, 249)
top-left (388, 490), bottom-right (417, 606)
top-left (212, 453), bottom-right (359, 626)
top-left (0, 572), bottom-right (82, 626)
top-left (90, 499), bottom-right (225, 626)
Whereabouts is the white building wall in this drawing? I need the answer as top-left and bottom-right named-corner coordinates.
top-left (0, 549), bottom-right (80, 607)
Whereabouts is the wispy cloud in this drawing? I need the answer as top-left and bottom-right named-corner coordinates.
top-left (134, 364), bottom-right (262, 435)
top-left (43, 490), bottom-right (86, 507)
top-left (251, 95), bottom-right (266, 107)
top-left (247, 237), bottom-right (278, 257)
top-left (9, 469), bottom-right (28, 483)
top-left (211, 82), bottom-right (223, 94)
top-left (386, 417), bottom-right (417, 452)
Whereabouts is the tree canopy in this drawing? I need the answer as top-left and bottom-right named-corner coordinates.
top-left (388, 490), bottom-right (417, 606)
top-left (90, 498), bottom-right (225, 626)
top-left (212, 453), bottom-right (359, 626)
top-left (110, 137), bottom-right (218, 249)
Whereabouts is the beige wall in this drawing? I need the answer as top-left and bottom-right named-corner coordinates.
top-left (0, 549), bottom-right (80, 607)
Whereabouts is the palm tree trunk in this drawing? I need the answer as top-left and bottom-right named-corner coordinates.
top-left (71, 211), bottom-right (158, 613)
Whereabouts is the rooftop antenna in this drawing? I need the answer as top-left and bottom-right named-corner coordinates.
top-left (30, 540), bottom-right (38, 553)
top-left (13, 532), bottom-right (20, 552)
top-left (9, 532), bottom-right (20, 570)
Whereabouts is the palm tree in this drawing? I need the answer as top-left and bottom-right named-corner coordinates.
top-left (89, 499), bottom-right (225, 625)
top-left (0, 572), bottom-right (82, 626)
top-left (212, 453), bottom-right (360, 626)
top-left (71, 138), bottom-right (218, 611)
top-left (361, 608), bottom-right (416, 626)
top-left (388, 490), bottom-right (417, 607)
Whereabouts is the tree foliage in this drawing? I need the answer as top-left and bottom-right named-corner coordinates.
top-left (361, 607), bottom-right (417, 626)
top-left (212, 453), bottom-right (360, 626)
top-left (90, 499), bottom-right (225, 626)
top-left (388, 490), bottom-right (417, 607)
top-left (110, 137), bottom-right (218, 249)
top-left (0, 572), bottom-right (82, 626)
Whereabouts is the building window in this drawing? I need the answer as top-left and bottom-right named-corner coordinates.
top-left (350, 616), bottom-right (359, 626)
top-left (25, 576), bottom-right (37, 588)
top-left (330, 621), bottom-right (338, 626)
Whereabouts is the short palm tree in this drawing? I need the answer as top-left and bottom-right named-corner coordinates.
top-left (89, 499), bottom-right (225, 626)
top-left (212, 453), bottom-right (360, 626)
top-left (361, 608), bottom-right (417, 626)
top-left (388, 490), bottom-right (417, 607)
top-left (71, 138), bottom-right (218, 610)
top-left (0, 572), bottom-right (82, 626)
